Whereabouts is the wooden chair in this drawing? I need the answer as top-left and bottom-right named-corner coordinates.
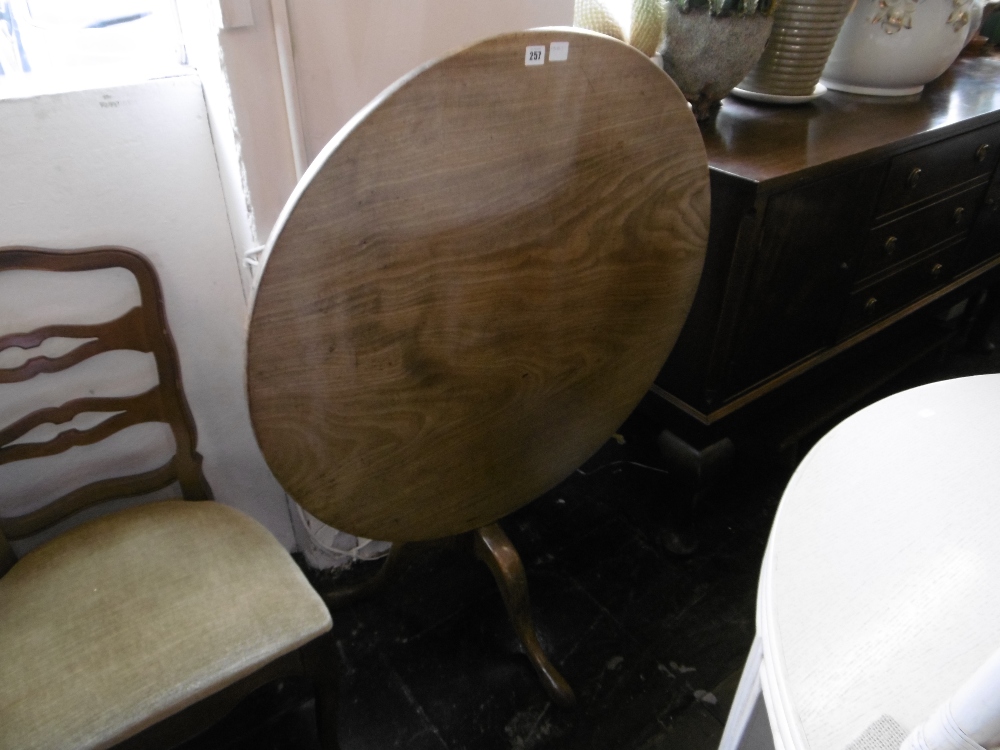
top-left (0, 247), bottom-right (337, 750)
top-left (247, 29), bottom-right (710, 707)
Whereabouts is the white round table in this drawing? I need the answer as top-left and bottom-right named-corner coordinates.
top-left (721, 374), bottom-right (1000, 750)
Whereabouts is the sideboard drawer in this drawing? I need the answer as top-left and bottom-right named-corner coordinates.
top-left (962, 178), bottom-right (1000, 271)
top-left (840, 241), bottom-right (961, 338)
top-left (876, 122), bottom-right (1000, 218)
top-left (863, 183), bottom-right (986, 278)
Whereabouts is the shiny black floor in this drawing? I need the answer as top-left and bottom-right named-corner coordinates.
top-left (180, 315), bottom-right (1000, 750)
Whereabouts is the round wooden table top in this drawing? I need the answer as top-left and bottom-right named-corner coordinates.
top-left (246, 28), bottom-right (709, 542)
top-left (760, 374), bottom-right (1000, 750)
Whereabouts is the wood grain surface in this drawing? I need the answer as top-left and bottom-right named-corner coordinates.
top-left (247, 29), bottom-right (709, 541)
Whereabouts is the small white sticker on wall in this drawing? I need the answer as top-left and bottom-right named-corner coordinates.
top-left (549, 42), bottom-right (569, 62)
top-left (525, 45), bottom-right (545, 66)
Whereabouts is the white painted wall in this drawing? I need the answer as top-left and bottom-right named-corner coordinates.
top-left (214, 0), bottom-right (301, 244)
top-left (0, 74), bottom-right (295, 551)
top-left (175, 0), bottom-right (264, 298)
top-left (285, 0), bottom-right (577, 161)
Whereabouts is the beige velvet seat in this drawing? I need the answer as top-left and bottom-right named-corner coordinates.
top-left (0, 501), bottom-right (331, 750)
top-left (0, 247), bottom-right (335, 750)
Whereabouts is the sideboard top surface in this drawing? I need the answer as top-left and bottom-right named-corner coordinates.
top-left (702, 57), bottom-right (1000, 188)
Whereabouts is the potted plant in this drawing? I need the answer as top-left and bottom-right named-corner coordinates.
top-left (575, 0), bottom-right (778, 120)
top-left (573, 0), bottom-right (777, 120)
top-left (660, 0), bottom-right (778, 119)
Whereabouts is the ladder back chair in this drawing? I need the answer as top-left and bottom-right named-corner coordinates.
top-left (0, 247), bottom-right (336, 750)
top-left (247, 28), bottom-right (710, 707)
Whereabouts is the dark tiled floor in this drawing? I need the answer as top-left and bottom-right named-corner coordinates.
top-left (324, 441), bottom-right (773, 750)
top-left (179, 314), bottom-right (1000, 750)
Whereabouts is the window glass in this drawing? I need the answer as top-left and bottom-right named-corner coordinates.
top-left (0, 0), bottom-right (184, 77)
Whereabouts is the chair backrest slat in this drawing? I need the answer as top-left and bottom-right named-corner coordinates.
top-left (0, 388), bottom-right (161, 465)
top-left (0, 246), bottom-right (212, 556)
top-left (0, 457), bottom-right (178, 541)
top-left (0, 308), bottom-right (147, 384)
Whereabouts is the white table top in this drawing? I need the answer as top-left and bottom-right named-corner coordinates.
top-left (760, 375), bottom-right (1000, 750)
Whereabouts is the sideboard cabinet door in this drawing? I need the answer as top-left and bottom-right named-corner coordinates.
top-left (720, 165), bottom-right (885, 400)
top-left (963, 170), bottom-right (1000, 272)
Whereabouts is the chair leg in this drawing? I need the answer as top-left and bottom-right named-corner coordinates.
top-left (301, 629), bottom-right (340, 750)
top-left (472, 523), bottom-right (576, 708)
top-left (0, 530), bottom-right (15, 577)
top-left (718, 635), bottom-right (765, 750)
top-left (319, 542), bottom-right (414, 609)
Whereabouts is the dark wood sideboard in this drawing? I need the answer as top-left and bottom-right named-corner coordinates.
top-left (648, 57), bottom-right (1000, 468)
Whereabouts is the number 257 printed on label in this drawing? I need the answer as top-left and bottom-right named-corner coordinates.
top-left (525, 45), bottom-right (545, 66)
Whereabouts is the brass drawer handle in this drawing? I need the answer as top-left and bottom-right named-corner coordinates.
top-left (953, 206), bottom-right (965, 225)
top-left (864, 297), bottom-right (878, 313)
top-left (976, 144), bottom-right (990, 163)
top-left (907, 167), bottom-right (922, 189)
top-left (930, 263), bottom-right (944, 279)
top-left (884, 236), bottom-right (898, 255)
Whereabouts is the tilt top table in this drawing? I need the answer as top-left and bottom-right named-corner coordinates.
top-left (245, 28), bottom-right (711, 705)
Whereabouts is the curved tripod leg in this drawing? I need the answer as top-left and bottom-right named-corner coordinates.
top-left (473, 523), bottom-right (576, 708)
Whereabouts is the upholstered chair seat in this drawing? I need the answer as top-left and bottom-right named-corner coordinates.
top-left (0, 500), bottom-right (331, 750)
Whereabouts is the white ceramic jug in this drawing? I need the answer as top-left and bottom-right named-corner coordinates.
top-left (820, 0), bottom-right (985, 95)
